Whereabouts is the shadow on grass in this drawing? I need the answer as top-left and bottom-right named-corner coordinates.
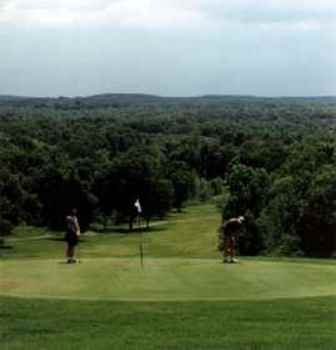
top-left (46, 237), bottom-right (88, 244)
top-left (46, 237), bottom-right (66, 242)
top-left (0, 245), bottom-right (13, 250)
top-left (101, 225), bottom-right (167, 235)
top-left (58, 261), bottom-right (83, 265)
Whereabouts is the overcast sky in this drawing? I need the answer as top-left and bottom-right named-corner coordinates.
top-left (0, 0), bottom-right (335, 97)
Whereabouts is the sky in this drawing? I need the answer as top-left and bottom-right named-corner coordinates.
top-left (0, 0), bottom-right (335, 97)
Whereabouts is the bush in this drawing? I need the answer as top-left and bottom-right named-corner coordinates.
top-left (0, 218), bottom-right (14, 236)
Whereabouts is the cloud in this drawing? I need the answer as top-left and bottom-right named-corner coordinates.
top-left (0, 0), bottom-right (113, 11)
top-left (189, 0), bottom-right (336, 34)
top-left (0, 0), bottom-right (206, 29)
top-left (0, 0), bottom-right (335, 30)
top-left (197, 0), bottom-right (336, 23)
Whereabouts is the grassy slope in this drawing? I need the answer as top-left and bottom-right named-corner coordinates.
top-left (1, 203), bottom-right (336, 349)
top-left (1, 204), bottom-right (220, 260)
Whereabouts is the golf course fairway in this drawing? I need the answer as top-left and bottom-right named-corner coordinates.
top-left (1, 204), bottom-right (336, 349)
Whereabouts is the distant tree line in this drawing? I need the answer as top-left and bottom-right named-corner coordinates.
top-left (0, 95), bottom-right (336, 257)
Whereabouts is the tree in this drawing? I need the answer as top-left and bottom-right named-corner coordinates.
top-left (168, 162), bottom-right (196, 212)
top-left (224, 164), bottom-right (271, 219)
top-left (104, 146), bottom-right (165, 230)
top-left (298, 167), bottom-right (336, 257)
top-left (223, 164), bottom-right (271, 255)
top-left (256, 176), bottom-right (303, 255)
top-left (141, 179), bottom-right (174, 227)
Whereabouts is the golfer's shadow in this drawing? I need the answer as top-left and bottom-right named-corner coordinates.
top-left (0, 245), bottom-right (13, 250)
top-left (47, 237), bottom-right (65, 242)
top-left (58, 260), bottom-right (83, 265)
top-left (104, 226), bottom-right (166, 234)
top-left (47, 237), bottom-right (87, 243)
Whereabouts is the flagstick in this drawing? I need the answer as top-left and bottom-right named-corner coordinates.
top-left (134, 198), bottom-right (144, 269)
top-left (139, 215), bottom-right (144, 269)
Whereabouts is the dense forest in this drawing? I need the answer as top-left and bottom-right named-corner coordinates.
top-left (1, 94), bottom-right (336, 257)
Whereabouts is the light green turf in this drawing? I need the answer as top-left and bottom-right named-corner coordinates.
top-left (1, 257), bottom-right (336, 301)
top-left (1, 203), bottom-right (336, 301)
top-left (1, 203), bottom-right (336, 350)
top-left (1, 204), bottom-right (221, 259)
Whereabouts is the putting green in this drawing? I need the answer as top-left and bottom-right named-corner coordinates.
top-left (1, 258), bottom-right (336, 301)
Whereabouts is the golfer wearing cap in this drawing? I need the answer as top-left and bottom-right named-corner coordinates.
top-left (218, 216), bottom-right (245, 263)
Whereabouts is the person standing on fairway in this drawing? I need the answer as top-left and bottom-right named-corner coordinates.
top-left (65, 208), bottom-right (81, 263)
top-left (218, 216), bottom-right (244, 263)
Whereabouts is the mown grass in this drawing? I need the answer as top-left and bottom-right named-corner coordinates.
top-left (1, 258), bottom-right (336, 301)
top-left (1, 202), bottom-right (336, 349)
top-left (1, 204), bottom-right (221, 260)
top-left (1, 296), bottom-right (336, 350)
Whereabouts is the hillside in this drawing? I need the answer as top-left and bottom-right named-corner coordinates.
top-left (1, 93), bottom-right (336, 108)
top-left (1, 92), bottom-right (336, 258)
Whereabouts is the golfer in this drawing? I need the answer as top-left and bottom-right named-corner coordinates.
top-left (218, 216), bottom-right (244, 263)
top-left (65, 208), bottom-right (80, 263)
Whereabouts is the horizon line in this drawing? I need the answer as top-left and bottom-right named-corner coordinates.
top-left (1, 92), bottom-right (336, 100)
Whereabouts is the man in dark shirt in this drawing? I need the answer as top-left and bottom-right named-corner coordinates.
top-left (65, 208), bottom-right (80, 263)
top-left (218, 216), bottom-right (245, 263)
